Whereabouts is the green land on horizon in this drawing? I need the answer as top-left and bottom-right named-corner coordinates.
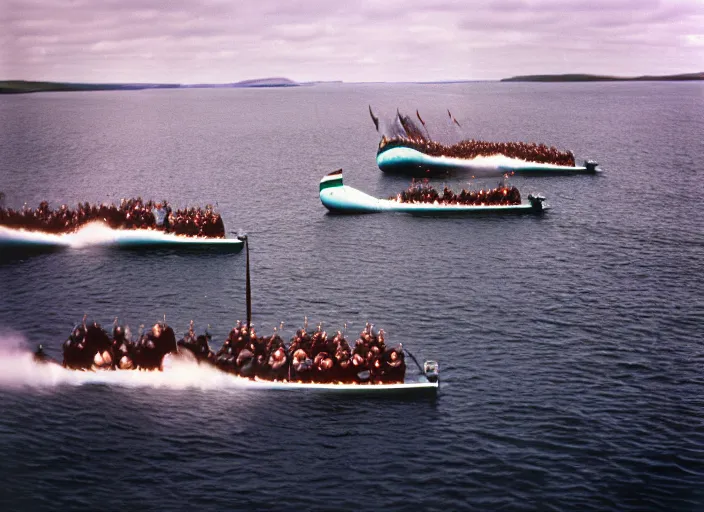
top-left (501, 72), bottom-right (704, 82)
top-left (0, 77), bottom-right (300, 94)
top-left (1, 72), bottom-right (703, 93)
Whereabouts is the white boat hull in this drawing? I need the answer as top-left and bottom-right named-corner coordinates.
top-left (230, 378), bottom-right (438, 394)
top-left (0, 223), bottom-right (243, 252)
top-left (319, 171), bottom-right (548, 215)
top-left (27, 354), bottom-right (438, 395)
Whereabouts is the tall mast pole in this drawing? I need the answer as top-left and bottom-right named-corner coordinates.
top-left (237, 234), bottom-right (252, 330)
top-left (244, 236), bottom-right (251, 330)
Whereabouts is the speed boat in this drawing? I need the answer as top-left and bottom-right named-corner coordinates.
top-left (0, 223), bottom-right (244, 252)
top-left (319, 170), bottom-right (548, 215)
top-left (30, 235), bottom-right (440, 396)
top-left (377, 144), bottom-right (600, 176)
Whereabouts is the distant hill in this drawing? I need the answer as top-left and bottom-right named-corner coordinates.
top-left (0, 77), bottom-right (300, 94)
top-left (182, 77), bottom-right (300, 88)
top-left (233, 77), bottom-right (298, 87)
top-left (501, 72), bottom-right (704, 82)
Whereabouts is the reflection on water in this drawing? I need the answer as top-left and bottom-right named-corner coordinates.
top-left (0, 83), bottom-right (703, 511)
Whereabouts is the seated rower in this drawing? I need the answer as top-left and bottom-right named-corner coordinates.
top-left (111, 321), bottom-right (135, 370)
top-left (177, 321), bottom-right (215, 362)
top-left (133, 321), bottom-right (177, 370)
top-left (290, 348), bottom-right (314, 382)
top-left (62, 319), bottom-right (112, 370)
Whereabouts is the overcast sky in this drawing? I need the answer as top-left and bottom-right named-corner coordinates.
top-left (2, 0), bottom-right (703, 83)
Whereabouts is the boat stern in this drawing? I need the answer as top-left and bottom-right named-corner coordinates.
top-left (527, 194), bottom-right (549, 212)
top-left (423, 360), bottom-right (439, 383)
top-left (584, 160), bottom-right (600, 173)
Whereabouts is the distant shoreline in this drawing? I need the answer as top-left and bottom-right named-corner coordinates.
top-left (2, 73), bottom-right (703, 93)
top-left (0, 78), bottom-right (300, 94)
top-left (501, 72), bottom-right (703, 82)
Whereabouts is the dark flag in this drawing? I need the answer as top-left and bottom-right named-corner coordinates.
top-left (448, 109), bottom-right (462, 128)
top-left (397, 108), bottom-right (407, 135)
top-left (416, 109), bottom-right (432, 141)
top-left (369, 105), bottom-right (380, 132)
top-left (397, 108), bottom-right (426, 141)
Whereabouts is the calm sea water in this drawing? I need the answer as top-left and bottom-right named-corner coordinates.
top-left (0, 82), bottom-right (703, 511)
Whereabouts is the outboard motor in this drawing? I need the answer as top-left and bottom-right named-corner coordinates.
top-left (584, 160), bottom-right (599, 173)
top-left (423, 360), bottom-right (439, 383)
top-left (527, 194), bottom-right (546, 212)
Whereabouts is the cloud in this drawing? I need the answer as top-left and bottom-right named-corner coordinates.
top-left (2, 0), bottom-right (703, 82)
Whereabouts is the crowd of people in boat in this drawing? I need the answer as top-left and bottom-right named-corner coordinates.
top-left (391, 179), bottom-right (522, 206)
top-left (51, 318), bottom-right (406, 384)
top-left (0, 198), bottom-right (226, 238)
top-left (378, 135), bottom-right (575, 167)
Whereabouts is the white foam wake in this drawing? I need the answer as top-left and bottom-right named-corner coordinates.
top-left (0, 352), bottom-right (240, 391)
top-left (0, 222), bottom-right (237, 249)
top-left (440, 153), bottom-right (571, 170)
top-left (0, 222), bottom-right (141, 248)
top-left (0, 335), bottom-right (435, 393)
top-left (0, 225), bottom-right (70, 247)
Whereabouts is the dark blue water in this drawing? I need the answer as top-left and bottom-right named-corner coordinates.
top-left (1, 82), bottom-right (703, 511)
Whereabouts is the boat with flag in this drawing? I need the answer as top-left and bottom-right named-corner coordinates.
top-left (377, 142), bottom-right (600, 176)
top-left (369, 106), bottom-right (599, 176)
top-left (319, 170), bottom-right (548, 215)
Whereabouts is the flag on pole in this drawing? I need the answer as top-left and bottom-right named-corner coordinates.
top-left (448, 109), bottom-right (461, 128)
top-left (369, 105), bottom-right (380, 132)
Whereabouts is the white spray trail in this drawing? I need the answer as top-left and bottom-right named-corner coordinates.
top-left (0, 222), bottom-right (220, 249)
top-left (0, 333), bottom-right (263, 391)
top-left (0, 351), bottom-right (253, 391)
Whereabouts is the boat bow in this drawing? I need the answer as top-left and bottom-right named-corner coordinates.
top-left (319, 170), bottom-right (384, 213)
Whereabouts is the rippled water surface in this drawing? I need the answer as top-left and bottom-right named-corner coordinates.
top-left (1, 82), bottom-right (703, 511)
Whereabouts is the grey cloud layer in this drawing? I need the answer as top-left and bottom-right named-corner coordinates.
top-left (3, 0), bottom-right (703, 82)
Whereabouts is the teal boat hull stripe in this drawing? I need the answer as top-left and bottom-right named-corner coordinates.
top-left (377, 146), bottom-right (596, 176)
top-left (319, 176), bottom-right (548, 215)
